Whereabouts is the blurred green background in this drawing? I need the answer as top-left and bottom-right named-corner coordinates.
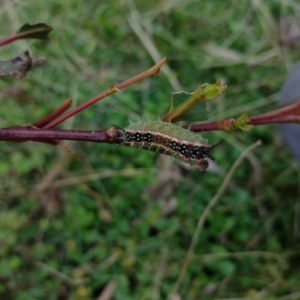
top-left (0, 1), bottom-right (300, 299)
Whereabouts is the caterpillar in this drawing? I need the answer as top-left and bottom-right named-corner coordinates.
top-left (114, 121), bottom-right (221, 171)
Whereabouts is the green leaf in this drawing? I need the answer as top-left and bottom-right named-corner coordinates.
top-left (163, 80), bottom-right (227, 122)
top-left (202, 79), bottom-right (227, 99)
top-left (0, 51), bottom-right (32, 79)
top-left (16, 23), bottom-right (53, 40)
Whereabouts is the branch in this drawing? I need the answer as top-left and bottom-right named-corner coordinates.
top-left (1, 100), bottom-right (300, 146)
top-left (189, 100), bottom-right (300, 132)
top-left (33, 98), bottom-right (72, 128)
top-left (42, 58), bottom-right (167, 129)
top-left (0, 127), bottom-right (114, 143)
top-left (249, 100), bottom-right (300, 125)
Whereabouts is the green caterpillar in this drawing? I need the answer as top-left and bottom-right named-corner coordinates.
top-left (116, 121), bottom-right (221, 171)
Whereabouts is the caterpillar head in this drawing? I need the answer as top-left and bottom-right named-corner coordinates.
top-left (206, 140), bottom-right (223, 161)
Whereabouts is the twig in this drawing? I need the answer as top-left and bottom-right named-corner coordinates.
top-left (0, 127), bottom-right (110, 143)
top-left (42, 58), bottom-right (166, 129)
top-left (33, 98), bottom-right (72, 128)
top-left (189, 100), bottom-right (300, 132)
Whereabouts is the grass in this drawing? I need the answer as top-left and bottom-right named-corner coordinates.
top-left (0, 1), bottom-right (300, 299)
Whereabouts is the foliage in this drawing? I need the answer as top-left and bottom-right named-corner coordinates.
top-left (0, 1), bottom-right (300, 300)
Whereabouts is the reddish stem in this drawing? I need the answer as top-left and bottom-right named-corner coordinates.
top-left (0, 26), bottom-right (52, 47)
top-left (33, 98), bottom-right (72, 128)
top-left (188, 121), bottom-right (221, 132)
top-left (188, 119), bottom-right (235, 132)
top-left (43, 58), bottom-right (167, 129)
top-left (0, 35), bottom-right (17, 47)
top-left (0, 127), bottom-right (111, 143)
top-left (1, 99), bottom-right (300, 145)
top-left (249, 100), bottom-right (300, 125)
top-left (189, 100), bottom-right (300, 132)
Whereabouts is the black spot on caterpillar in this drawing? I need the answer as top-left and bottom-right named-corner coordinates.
top-left (115, 121), bottom-right (221, 171)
